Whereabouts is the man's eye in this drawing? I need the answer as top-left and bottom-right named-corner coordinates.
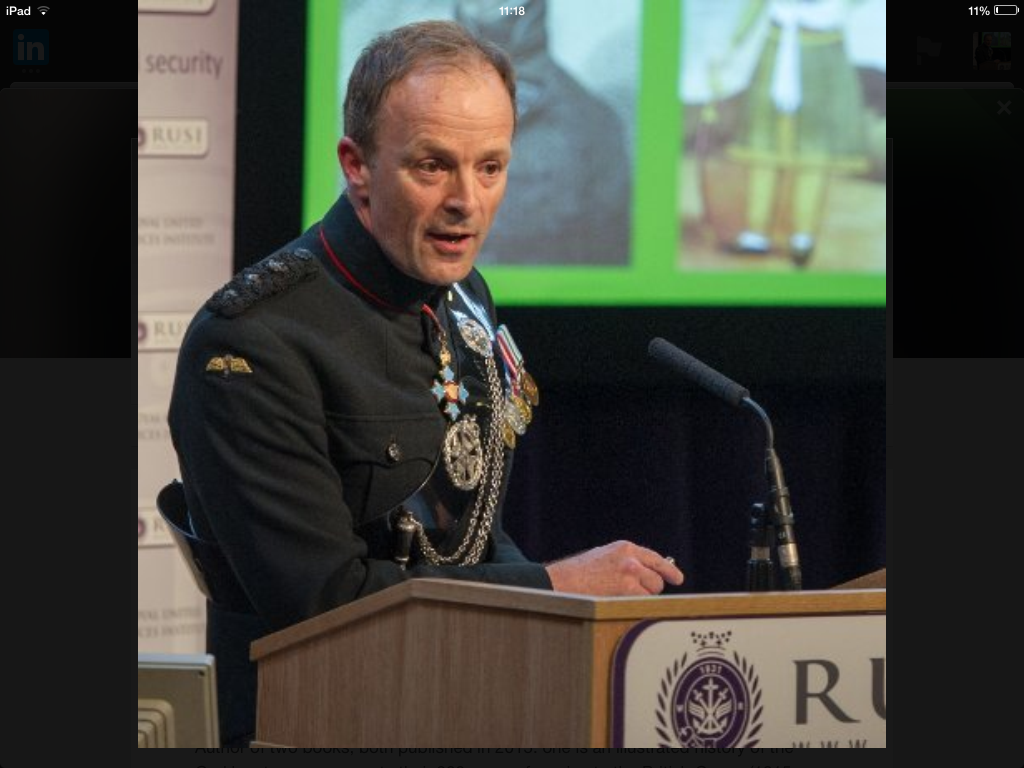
top-left (419, 160), bottom-right (443, 174)
top-left (481, 162), bottom-right (502, 177)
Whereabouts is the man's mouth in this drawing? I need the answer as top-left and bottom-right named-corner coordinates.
top-left (426, 231), bottom-right (477, 255)
top-left (428, 231), bottom-right (473, 244)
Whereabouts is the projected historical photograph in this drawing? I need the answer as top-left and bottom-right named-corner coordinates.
top-left (339, 0), bottom-right (638, 265)
top-left (678, 0), bottom-right (887, 272)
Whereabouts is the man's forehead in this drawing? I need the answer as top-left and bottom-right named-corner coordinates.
top-left (379, 63), bottom-right (514, 131)
top-left (389, 60), bottom-right (507, 100)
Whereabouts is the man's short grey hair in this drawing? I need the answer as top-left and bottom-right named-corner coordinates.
top-left (344, 20), bottom-right (518, 158)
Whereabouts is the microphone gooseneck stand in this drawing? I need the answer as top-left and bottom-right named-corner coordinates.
top-left (742, 397), bottom-right (802, 592)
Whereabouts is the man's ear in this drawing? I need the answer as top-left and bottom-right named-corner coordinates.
top-left (338, 137), bottom-right (370, 204)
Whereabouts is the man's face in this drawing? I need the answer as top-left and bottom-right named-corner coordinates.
top-left (984, 35), bottom-right (993, 46)
top-left (340, 64), bottom-right (514, 286)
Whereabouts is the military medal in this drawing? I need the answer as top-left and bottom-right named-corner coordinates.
top-left (512, 393), bottom-right (532, 425)
top-left (501, 421), bottom-right (517, 450)
top-left (505, 396), bottom-right (528, 436)
top-left (520, 370), bottom-right (540, 406)
top-left (495, 325), bottom-right (540, 422)
top-left (443, 415), bottom-right (484, 490)
top-left (495, 325), bottom-right (521, 389)
top-left (429, 341), bottom-right (468, 421)
top-left (457, 318), bottom-right (493, 358)
top-left (423, 305), bottom-right (469, 422)
top-left (496, 324), bottom-right (540, 406)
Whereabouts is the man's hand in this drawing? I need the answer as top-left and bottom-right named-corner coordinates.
top-left (545, 540), bottom-right (685, 596)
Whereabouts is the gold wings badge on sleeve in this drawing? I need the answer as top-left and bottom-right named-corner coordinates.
top-left (205, 354), bottom-right (253, 377)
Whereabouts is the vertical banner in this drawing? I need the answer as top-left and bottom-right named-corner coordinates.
top-left (138, 0), bottom-right (238, 652)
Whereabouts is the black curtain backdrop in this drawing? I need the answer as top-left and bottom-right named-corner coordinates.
top-left (234, 2), bottom-right (886, 594)
top-left (504, 377), bottom-right (886, 592)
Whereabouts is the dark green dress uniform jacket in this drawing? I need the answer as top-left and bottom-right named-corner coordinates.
top-left (168, 194), bottom-right (551, 745)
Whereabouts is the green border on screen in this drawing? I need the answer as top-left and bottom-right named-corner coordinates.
top-left (303, 1), bottom-right (886, 307)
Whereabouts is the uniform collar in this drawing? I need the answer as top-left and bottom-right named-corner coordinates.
top-left (317, 192), bottom-right (445, 314)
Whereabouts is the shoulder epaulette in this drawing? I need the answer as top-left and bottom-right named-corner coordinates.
top-left (206, 249), bottom-right (319, 318)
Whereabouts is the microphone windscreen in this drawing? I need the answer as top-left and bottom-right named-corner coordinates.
top-left (648, 337), bottom-right (750, 407)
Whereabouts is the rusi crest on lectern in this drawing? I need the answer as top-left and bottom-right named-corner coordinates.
top-left (655, 631), bottom-right (763, 748)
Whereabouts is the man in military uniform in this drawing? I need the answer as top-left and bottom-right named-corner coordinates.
top-left (167, 21), bottom-right (682, 746)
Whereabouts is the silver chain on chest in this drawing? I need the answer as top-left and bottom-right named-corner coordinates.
top-left (414, 314), bottom-right (507, 566)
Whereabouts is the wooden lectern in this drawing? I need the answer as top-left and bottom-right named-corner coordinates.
top-left (250, 574), bottom-right (885, 747)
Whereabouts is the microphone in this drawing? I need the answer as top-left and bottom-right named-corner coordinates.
top-left (648, 338), bottom-right (803, 591)
top-left (648, 337), bottom-right (749, 407)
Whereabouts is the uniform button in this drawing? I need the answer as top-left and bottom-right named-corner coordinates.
top-left (386, 439), bottom-right (402, 463)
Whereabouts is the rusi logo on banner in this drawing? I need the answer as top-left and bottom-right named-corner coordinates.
top-left (137, 119), bottom-right (209, 158)
top-left (137, 312), bottom-right (192, 351)
top-left (138, 505), bottom-right (174, 549)
top-left (612, 615), bottom-right (886, 748)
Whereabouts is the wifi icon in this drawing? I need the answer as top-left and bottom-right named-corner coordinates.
top-left (37, 6), bottom-right (50, 14)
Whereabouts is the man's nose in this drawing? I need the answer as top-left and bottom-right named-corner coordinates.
top-left (442, 169), bottom-right (477, 218)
